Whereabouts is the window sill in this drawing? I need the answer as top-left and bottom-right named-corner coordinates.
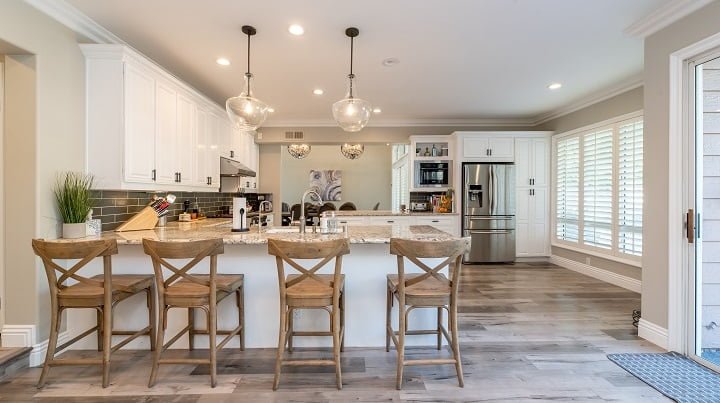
top-left (551, 241), bottom-right (642, 268)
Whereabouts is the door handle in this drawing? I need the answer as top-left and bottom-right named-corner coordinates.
top-left (468, 216), bottom-right (513, 220)
top-left (687, 209), bottom-right (695, 243)
top-left (468, 230), bottom-right (511, 234)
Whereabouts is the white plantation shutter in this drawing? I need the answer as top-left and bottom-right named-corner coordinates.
top-left (617, 119), bottom-right (643, 256)
top-left (553, 113), bottom-right (643, 262)
top-left (392, 153), bottom-right (409, 211)
top-left (556, 137), bottom-right (580, 242)
top-left (583, 129), bottom-right (614, 249)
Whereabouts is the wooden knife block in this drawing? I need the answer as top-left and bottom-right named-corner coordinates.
top-left (114, 206), bottom-right (158, 232)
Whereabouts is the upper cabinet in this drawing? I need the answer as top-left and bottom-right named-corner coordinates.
top-left (515, 138), bottom-right (549, 187)
top-left (82, 44), bottom-right (257, 192)
top-left (455, 133), bottom-right (515, 161)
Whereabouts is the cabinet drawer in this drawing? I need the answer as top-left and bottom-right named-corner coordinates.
top-left (336, 217), bottom-right (369, 226)
top-left (369, 216), bottom-right (410, 226)
top-left (414, 216), bottom-right (454, 226)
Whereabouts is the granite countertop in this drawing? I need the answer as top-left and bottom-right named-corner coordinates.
top-left (331, 210), bottom-right (459, 216)
top-left (52, 219), bottom-right (459, 245)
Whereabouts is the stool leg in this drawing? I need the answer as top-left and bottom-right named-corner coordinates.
top-left (102, 304), bottom-right (112, 388)
top-left (287, 307), bottom-right (294, 353)
top-left (340, 290), bottom-right (346, 353)
top-left (332, 304), bottom-right (342, 390)
top-left (437, 307), bottom-right (443, 350)
top-left (148, 303), bottom-right (166, 388)
top-left (96, 308), bottom-right (103, 352)
top-left (237, 287), bottom-right (245, 351)
top-left (187, 307), bottom-right (195, 351)
top-left (385, 286), bottom-right (392, 352)
top-left (396, 303), bottom-right (405, 390)
top-left (450, 302), bottom-right (464, 387)
top-left (273, 304), bottom-right (289, 391)
top-left (148, 285), bottom-right (157, 351)
top-left (209, 297), bottom-right (218, 388)
top-left (37, 305), bottom-right (61, 388)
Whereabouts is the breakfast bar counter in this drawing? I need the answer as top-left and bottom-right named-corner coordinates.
top-left (61, 219), bottom-right (461, 350)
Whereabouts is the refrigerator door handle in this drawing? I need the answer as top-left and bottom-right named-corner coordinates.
top-left (468, 230), bottom-right (512, 234)
top-left (468, 216), bottom-right (514, 220)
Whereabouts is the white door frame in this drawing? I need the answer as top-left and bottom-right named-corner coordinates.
top-left (0, 59), bottom-right (4, 332)
top-left (668, 31), bottom-right (720, 353)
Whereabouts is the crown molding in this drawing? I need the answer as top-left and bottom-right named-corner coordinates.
top-left (624, 0), bottom-right (713, 38)
top-left (24, 0), bottom-right (125, 44)
top-left (262, 117), bottom-right (537, 128)
top-left (532, 75), bottom-right (643, 126)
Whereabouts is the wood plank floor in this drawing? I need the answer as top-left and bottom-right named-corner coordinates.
top-left (0, 262), bottom-right (669, 402)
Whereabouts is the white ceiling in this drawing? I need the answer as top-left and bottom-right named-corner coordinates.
top-left (65, 0), bottom-right (670, 126)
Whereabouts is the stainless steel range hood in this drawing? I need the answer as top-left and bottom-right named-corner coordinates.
top-left (220, 157), bottom-right (256, 178)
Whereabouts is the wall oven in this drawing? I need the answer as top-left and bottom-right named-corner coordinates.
top-left (414, 161), bottom-right (451, 188)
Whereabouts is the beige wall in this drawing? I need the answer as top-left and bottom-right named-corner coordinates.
top-left (279, 144), bottom-right (392, 210)
top-left (0, 1), bottom-right (86, 342)
top-left (642, 1), bottom-right (720, 329)
top-left (259, 144), bottom-right (282, 224)
top-left (539, 87), bottom-right (644, 281)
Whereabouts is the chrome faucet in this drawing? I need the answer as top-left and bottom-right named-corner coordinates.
top-left (299, 189), bottom-right (322, 234)
top-left (258, 200), bottom-right (272, 234)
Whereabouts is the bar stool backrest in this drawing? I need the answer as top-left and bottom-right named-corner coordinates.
top-left (32, 239), bottom-right (119, 295)
top-left (389, 238), bottom-right (470, 297)
top-left (142, 238), bottom-right (224, 293)
top-left (267, 238), bottom-right (350, 303)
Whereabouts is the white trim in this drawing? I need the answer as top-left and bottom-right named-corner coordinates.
top-left (533, 76), bottom-right (644, 126)
top-left (262, 117), bottom-right (537, 128)
top-left (638, 319), bottom-right (669, 350)
top-left (624, 0), bottom-right (714, 38)
top-left (551, 110), bottom-right (644, 140)
top-left (667, 31), bottom-right (720, 354)
top-left (551, 242), bottom-right (642, 268)
top-left (0, 325), bottom-right (70, 367)
top-left (23, 0), bottom-right (126, 44)
top-left (549, 255), bottom-right (642, 293)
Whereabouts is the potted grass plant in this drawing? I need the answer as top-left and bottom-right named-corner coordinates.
top-left (54, 172), bottom-right (94, 238)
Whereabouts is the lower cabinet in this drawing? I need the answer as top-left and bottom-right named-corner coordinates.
top-left (413, 216), bottom-right (458, 235)
top-left (516, 186), bottom-right (550, 257)
top-left (335, 215), bottom-right (459, 235)
top-left (336, 216), bottom-right (370, 226)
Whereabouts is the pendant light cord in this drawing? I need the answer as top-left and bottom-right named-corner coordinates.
top-left (246, 32), bottom-right (252, 94)
top-left (348, 36), bottom-right (354, 98)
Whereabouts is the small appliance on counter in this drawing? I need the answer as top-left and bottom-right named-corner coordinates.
top-left (232, 197), bottom-right (249, 232)
top-left (410, 202), bottom-right (429, 212)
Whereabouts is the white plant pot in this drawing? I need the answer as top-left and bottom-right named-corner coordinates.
top-left (62, 223), bottom-right (87, 239)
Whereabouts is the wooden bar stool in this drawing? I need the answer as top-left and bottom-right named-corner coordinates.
top-left (386, 237), bottom-right (470, 389)
top-left (142, 238), bottom-right (244, 388)
top-left (32, 239), bottom-right (156, 388)
top-left (267, 238), bottom-right (350, 390)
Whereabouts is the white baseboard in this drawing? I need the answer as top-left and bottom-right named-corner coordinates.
top-left (638, 318), bottom-right (669, 350)
top-left (549, 255), bottom-right (642, 293)
top-left (2, 324), bottom-right (70, 367)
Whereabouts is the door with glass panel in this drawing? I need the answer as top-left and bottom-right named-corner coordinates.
top-left (689, 52), bottom-right (720, 371)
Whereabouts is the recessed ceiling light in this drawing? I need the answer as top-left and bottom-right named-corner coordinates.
top-left (313, 88), bottom-right (324, 95)
top-left (216, 57), bottom-right (230, 66)
top-left (288, 24), bottom-right (304, 36)
top-left (268, 107), bottom-right (275, 113)
top-left (548, 82), bottom-right (562, 90)
top-left (373, 108), bottom-right (382, 114)
top-left (382, 57), bottom-right (400, 67)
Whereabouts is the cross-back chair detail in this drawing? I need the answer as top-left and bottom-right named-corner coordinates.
top-left (267, 238), bottom-right (350, 391)
top-left (142, 238), bottom-right (244, 388)
top-left (32, 238), bottom-right (156, 389)
top-left (386, 237), bottom-right (470, 390)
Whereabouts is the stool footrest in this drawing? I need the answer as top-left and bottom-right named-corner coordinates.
top-left (404, 358), bottom-right (457, 366)
top-left (282, 359), bottom-right (336, 366)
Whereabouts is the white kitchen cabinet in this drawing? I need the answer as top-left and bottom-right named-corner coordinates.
top-left (414, 215), bottom-right (459, 236)
top-left (369, 216), bottom-right (411, 226)
top-left (514, 136), bottom-right (550, 257)
top-left (336, 216), bottom-right (369, 226)
top-left (176, 92), bottom-right (196, 185)
top-left (122, 63), bottom-right (156, 184)
top-left (459, 135), bottom-right (514, 161)
top-left (154, 79), bottom-right (178, 185)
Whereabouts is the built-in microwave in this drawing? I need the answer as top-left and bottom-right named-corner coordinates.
top-left (414, 161), bottom-right (451, 188)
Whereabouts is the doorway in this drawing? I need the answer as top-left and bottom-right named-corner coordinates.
top-left (688, 50), bottom-right (720, 371)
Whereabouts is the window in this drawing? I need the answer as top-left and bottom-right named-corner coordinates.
top-left (391, 145), bottom-right (409, 211)
top-left (552, 113), bottom-right (643, 261)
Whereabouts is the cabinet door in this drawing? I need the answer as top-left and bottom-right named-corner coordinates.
top-left (515, 139), bottom-right (531, 186)
top-left (194, 108), bottom-right (209, 186)
top-left (123, 63), bottom-right (156, 183)
top-left (462, 137), bottom-right (490, 158)
top-left (218, 118), bottom-right (233, 160)
top-left (207, 113), bottom-right (221, 188)
top-left (336, 216), bottom-right (369, 226)
top-left (488, 137), bottom-right (514, 159)
top-left (154, 80), bottom-right (177, 184)
top-left (531, 138), bottom-right (549, 187)
top-left (515, 188), bottom-right (531, 256)
top-left (176, 93), bottom-right (195, 185)
top-left (529, 187), bottom-right (549, 256)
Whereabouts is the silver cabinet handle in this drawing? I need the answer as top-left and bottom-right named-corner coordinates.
top-left (151, 169), bottom-right (156, 181)
top-left (230, 150), bottom-right (234, 158)
top-left (431, 220), bottom-right (440, 223)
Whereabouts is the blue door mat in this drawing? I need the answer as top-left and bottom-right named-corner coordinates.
top-left (607, 352), bottom-right (720, 403)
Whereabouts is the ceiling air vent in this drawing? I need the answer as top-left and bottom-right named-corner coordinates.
top-left (284, 131), bottom-right (304, 140)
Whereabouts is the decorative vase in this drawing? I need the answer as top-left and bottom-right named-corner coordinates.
top-left (62, 223), bottom-right (87, 239)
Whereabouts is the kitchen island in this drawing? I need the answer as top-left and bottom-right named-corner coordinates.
top-left (60, 219), bottom-right (461, 350)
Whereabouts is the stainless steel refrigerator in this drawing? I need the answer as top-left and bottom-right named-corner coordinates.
top-left (462, 163), bottom-right (516, 263)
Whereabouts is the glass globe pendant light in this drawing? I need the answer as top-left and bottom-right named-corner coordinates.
top-left (226, 25), bottom-right (269, 131)
top-left (332, 27), bottom-right (372, 132)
